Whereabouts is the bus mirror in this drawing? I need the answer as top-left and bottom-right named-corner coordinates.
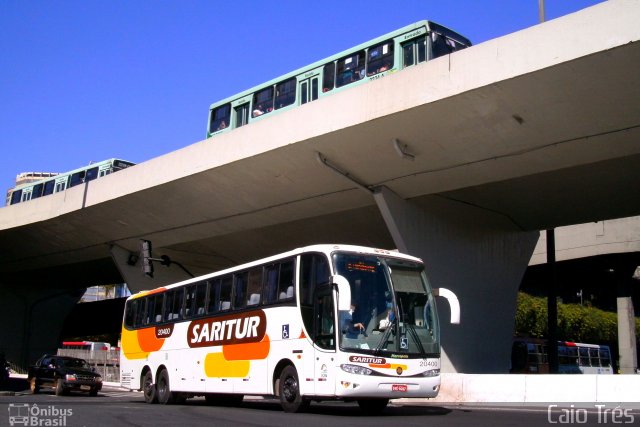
top-left (434, 288), bottom-right (460, 324)
top-left (331, 275), bottom-right (351, 311)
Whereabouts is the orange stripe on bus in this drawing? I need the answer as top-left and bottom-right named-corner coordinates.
top-left (222, 335), bottom-right (270, 361)
top-left (138, 327), bottom-right (165, 352)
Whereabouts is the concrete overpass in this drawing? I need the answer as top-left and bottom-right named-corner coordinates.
top-left (1, 0), bottom-right (639, 372)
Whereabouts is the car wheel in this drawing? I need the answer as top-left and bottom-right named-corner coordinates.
top-left (55, 378), bottom-right (67, 396)
top-left (29, 377), bottom-right (39, 394)
top-left (89, 388), bottom-right (98, 397)
top-left (278, 365), bottom-right (309, 413)
top-left (142, 371), bottom-right (157, 404)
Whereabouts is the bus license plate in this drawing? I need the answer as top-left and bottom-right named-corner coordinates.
top-left (392, 384), bottom-right (408, 392)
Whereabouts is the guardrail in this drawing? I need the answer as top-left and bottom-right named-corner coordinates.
top-left (56, 349), bottom-right (120, 383)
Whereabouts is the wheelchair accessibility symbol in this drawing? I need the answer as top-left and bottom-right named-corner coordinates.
top-left (282, 324), bottom-right (289, 339)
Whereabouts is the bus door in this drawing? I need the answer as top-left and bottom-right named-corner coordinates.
top-left (299, 76), bottom-right (319, 105)
top-left (312, 286), bottom-right (336, 396)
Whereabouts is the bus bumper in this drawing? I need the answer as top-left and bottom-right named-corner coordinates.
top-left (333, 374), bottom-right (441, 399)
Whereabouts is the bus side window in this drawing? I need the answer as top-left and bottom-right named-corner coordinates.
top-left (278, 260), bottom-right (294, 300)
top-left (124, 299), bottom-right (137, 328)
top-left (163, 291), bottom-right (175, 321)
top-left (153, 294), bottom-right (164, 323)
top-left (234, 272), bottom-right (248, 309)
top-left (207, 279), bottom-right (220, 313)
top-left (247, 267), bottom-right (262, 306)
top-left (322, 62), bottom-right (335, 92)
top-left (194, 282), bottom-right (207, 316)
top-left (219, 276), bottom-right (232, 311)
top-left (144, 296), bottom-right (155, 325)
top-left (134, 298), bottom-right (146, 328)
top-left (264, 264), bottom-right (279, 304)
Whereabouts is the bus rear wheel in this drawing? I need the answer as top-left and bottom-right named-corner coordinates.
top-left (142, 371), bottom-right (157, 404)
top-left (357, 398), bottom-right (389, 414)
top-left (278, 365), bottom-right (309, 413)
top-left (156, 369), bottom-right (174, 404)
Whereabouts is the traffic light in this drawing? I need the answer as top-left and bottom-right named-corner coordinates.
top-left (140, 239), bottom-right (154, 278)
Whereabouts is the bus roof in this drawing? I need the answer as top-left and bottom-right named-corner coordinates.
top-left (129, 243), bottom-right (423, 299)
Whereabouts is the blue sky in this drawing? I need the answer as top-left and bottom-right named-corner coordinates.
top-left (0, 0), bottom-right (604, 195)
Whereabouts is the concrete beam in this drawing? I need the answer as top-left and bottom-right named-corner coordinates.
top-left (374, 186), bottom-right (539, 373)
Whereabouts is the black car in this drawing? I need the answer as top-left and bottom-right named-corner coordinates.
top-left (28, 355), bottom-right (102, 396)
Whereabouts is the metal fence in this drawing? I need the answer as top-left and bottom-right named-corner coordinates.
top-left (56, 349), bottom-right (120, 383)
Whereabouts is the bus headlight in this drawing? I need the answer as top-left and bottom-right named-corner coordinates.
top-left (341, 364), bottom-right (373, 375)
top-left (422, 369), bottom-right (440, 377)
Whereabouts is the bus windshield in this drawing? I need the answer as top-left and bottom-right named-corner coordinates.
top-left (333, 253), bottom-right (440, 357)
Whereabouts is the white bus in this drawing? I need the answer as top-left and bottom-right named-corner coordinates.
top-left (120, 244), bottom-right (460, 413)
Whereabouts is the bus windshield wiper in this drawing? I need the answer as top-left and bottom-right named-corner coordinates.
top-left (405, 323), bottom-right (425, 355)
top-left (374, 317), bottom-right (396, 354)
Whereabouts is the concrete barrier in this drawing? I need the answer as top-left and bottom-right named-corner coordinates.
top-left (433, 374), bottom-right (640, 403)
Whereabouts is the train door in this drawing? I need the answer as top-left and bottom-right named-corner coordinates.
top-left (299, 77), bottom-right (319, 105)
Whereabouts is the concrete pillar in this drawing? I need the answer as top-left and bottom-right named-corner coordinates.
top-left (0, 285), bottom-right (82, 369)
top-left (373, 186), bottom-right (539, 373)
top-left (617, 268), bottom-right (638, 374)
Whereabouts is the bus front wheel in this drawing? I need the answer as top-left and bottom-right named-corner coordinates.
top-left (278, 365), bottom-right (309, 413)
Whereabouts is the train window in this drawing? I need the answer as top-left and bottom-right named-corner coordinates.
top-left (43, 181), bottom-right (55, 196)
top-left (55, 181), bottom-right (66, 193)
top-left (275, 78), bottom-right (296, 110)
top-left (85, 167), bottom-right (99, 182)
top-left (32, 183), bottom-right (44, 199)
top-left (322, 62), bottom-right (335, 92)
top-left (431, 32), bottom-right (462, 58)
top-left (10, 190), bottom-right (22, 205)
top-left (235, 103), bottom-right (250, 128)
top-left (336, 51), bottom-right (365, 88)
top-left (210, 104), bottom-right (231, 133)
top-left (366, 40), bottom-right (394, 76)
top-left (252, 87), bottom-right (274, 117)
top-left (69, 171), bottom-right (86, 188)
top-left (22, 191), bottom-right (32, 202)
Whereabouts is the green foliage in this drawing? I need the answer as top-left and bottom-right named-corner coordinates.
top-left (514, 292), bottom-right (640, 343)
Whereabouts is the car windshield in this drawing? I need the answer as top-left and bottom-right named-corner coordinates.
top-left (332, 252), bottom-right (440, 357)
top-left (57, 358), bottom-right (91, 369)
